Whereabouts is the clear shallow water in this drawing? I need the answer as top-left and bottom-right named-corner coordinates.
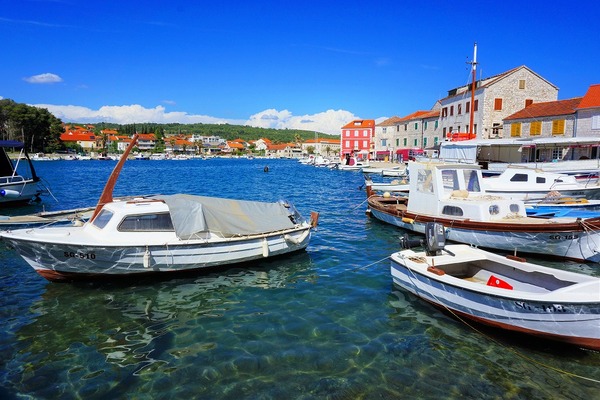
top-left (0, 158), bottom-right (599, 399)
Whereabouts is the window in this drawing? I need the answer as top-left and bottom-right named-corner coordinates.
top-left (435, 121), bottom-right (438, 129)
top-left (525, 99), bottom-right (533, 107)
top-left (552, 119), bottom-right (565, 135)
top-left (466, 101), bottom-right (470, 113)
top-left (442, 108), bottom-right (447, 117)
top-left (424, 121), bottom-right (428, 130)
top-left (354, 131), bottom-right (358, 137)
top-left (464, 170), bottom-right (480, 192)
top-left (441, 169), bottom-right (460, 192)
top-left (519, 80), bottom-right (526, 89)
top-left (442, 206), bottom-right (463, 216)
top-left (403, 138), bottom-right (407, 146)
top-left (92, 209), bottom-right (113, 229)
top-left (118, 213), bottom-right (174, 232)
top-left (413, 139), bottom-right (418, 147)
top-left (362, 140), bottom-right (368, 148)
top-left (458, 104), bottom-right (462, 115)
top-left (509, 204), bottom-right (520, 213)
top-left (423, 138), bottom-right (428, 147)
top-left (592, 115), bottom-right (600, 130)
top-left (530, 121), bottom-right (542, 136)
top-left (450, 106), bottom-right (454, 116)
top-left (492, 123), bottom-right (501, 136)
top-left (382, 127), bottom-right (387, 134)
top-left (404, 124), bottom-right (408, 131)
top-left (510, 123), bottom-right (522, 137)
top-left (414, 123), bottom-right (418, 130)
top-left (489, 205), bottom-right (500, 215)
top-left (417, 169), bottom-right (434, 193)
top-left (345, 140), bottom-right (350, 148)
top-left (396, 138), bottom-right (399, 146)
top-left (552, 148), bottom-right (563, 160)
top-left (510, 173), bottom-right (528, 182)
top-left (474, 99), bottom-right (479, 111)
top-left (535, 177), bottom-right (547, 184)
top-left (494, 98), bottom-right (503, 110)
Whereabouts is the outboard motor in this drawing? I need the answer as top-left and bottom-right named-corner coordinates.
top-left (425, 222), bottom-right (446, 256)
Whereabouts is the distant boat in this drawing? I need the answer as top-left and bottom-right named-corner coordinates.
top-left (482, 167), bottom-right (600, 201)
top-left (391, 222), bottom-right (600, 351)
top-left (0, 140), bottom-right (43, 206)
top-left (0, 135), bottom-right (319, 281)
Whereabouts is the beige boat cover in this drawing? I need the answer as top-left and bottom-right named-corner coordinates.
top-left (153, 194), bottom-right (299, 239)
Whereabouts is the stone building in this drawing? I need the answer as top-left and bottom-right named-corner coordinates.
top-left (439, 65), bottom-right (558, 139)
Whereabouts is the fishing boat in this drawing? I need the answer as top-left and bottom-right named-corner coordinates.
top-left (0, 140), bottom-right (43, 205)
top-left (0, 135), bottom-right (318, 282)
top-left (391, 222), bottom-right (600, 351)
top-left (366, 161), bottom-right (600, 262)
top-left (482, 166), bottom-right (600, 201)
top-left (364, 175), bottom-right (409, 194)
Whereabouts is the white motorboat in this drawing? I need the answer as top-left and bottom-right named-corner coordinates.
top-left (0, 135), bottom-right (318, 281)
top-left (482, 167), bottom-right (600, 201)
top-left (366, 161), bottom-right (600, 262)
top-left (391, 222), bottom-right (600, 351)
top-left (0, 140), bottom-right (43, 205)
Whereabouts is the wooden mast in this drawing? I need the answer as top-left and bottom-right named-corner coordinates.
top-left (468, 42), bottom-right (478, 139)
top-left (90, 134), bottom-right (139, 222)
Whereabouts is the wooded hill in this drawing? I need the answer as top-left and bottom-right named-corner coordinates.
top-left (89, 122), bottom-right (336, 144)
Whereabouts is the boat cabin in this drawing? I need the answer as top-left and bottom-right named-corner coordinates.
top-left (407, 161), bottom-right (527, 221)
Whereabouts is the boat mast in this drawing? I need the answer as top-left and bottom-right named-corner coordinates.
top-left (90, 134), bottom-right (139, 222)
top-left (468, 42), bottom-right (477, 138)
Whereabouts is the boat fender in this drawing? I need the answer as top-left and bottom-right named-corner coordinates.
top-left (284, 229), bottom-right (310, 245)
top-left (401, 217), bottom-right (414, 224)
top-left (427, 266), bottom-right (445, 276)
top-left (143, 248), bottom-right (151, 268)
top-left (262, 238), bottom-right (269, 257)
top-left (0, 189), bottom-right (20, 198)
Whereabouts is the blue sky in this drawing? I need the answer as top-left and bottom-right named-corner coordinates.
top-left (2, 0), bottom-right (599, 135)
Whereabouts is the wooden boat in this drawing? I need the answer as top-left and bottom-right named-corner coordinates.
top-left (366, 161), bottom-right (600, 262)
top-left (0, 141), bottom-right (42, 205)
top-left (482, 166), bottom-right (600, 201)
top-left (0, 135), bottom-right (318, 282)
top-left (391, 222), bottom-right (600, 351)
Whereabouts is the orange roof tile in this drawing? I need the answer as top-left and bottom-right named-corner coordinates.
top-left (342, 119), bottom-right (375, 129)
top-left (577, 84), bottom-right (600, 109)
top-left (504, 98), bottom-right (582, 120)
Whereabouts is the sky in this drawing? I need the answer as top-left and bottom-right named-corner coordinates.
top-left (1, 0), bottom-right (599, 136)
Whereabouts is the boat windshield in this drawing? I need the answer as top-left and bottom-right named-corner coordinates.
top-left (118, 212), bottom-right (174, 232)
top-left (92, 209), bottom-right (113, 229)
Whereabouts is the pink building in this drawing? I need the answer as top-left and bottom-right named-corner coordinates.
top-left (340, 119), bottom-right (375, 161)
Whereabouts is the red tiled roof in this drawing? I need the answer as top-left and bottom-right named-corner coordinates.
top-left (137, 133), bottom-right (156, 141)
top-left (60, 132), bottom-right (95, 142)
top-left (342, 119), bottom-right (375, 129)
top-left (504, 97), bottom-right (582, 121)
top-left (227, 141), bottom-right (245, 149)
top-left (268, 143), bottom-right (289, 150)
top-left (304, 138), bottom-right (340, 144)
top-left (377, 117), bottom-right (402, 126)
top-left (577, 84), bottom-right (600, 109)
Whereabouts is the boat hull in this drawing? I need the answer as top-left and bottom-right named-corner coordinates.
top-left (368, 201), bottom-right (600, 262)
top-left (0, 180), bottom-right (41, 205)
top-left (2, 227), bottom-right (312, 281)
top-left (390, 252), bottom-right (600, 350)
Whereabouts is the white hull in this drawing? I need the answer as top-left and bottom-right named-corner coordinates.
top-left (390, 245), bottom-right (600, 350)
top-left (369, 208), bottom-right (600, 262)
top-left (0, 179), bottom-right (41, 204)
top-left (3, 226), bottom-right (311, 280)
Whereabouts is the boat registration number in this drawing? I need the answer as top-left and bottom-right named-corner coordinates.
top-left (548, 234), bottom-right (579, 240)
top-left (64, 251), bottom-right (96, 260)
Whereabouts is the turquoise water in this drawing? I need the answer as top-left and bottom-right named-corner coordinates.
top-left (1, 158), bottom-right (599, 399)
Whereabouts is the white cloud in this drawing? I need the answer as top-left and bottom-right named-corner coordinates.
top-left (245, 109), bottom-right (358, 135)
top-left (32, 103), bottom-right (359, 136)
top-left (24, 73), bottom-right (63, 84)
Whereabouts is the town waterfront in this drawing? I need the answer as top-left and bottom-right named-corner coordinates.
top-left (1, 158), bottom-right (599, 399)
